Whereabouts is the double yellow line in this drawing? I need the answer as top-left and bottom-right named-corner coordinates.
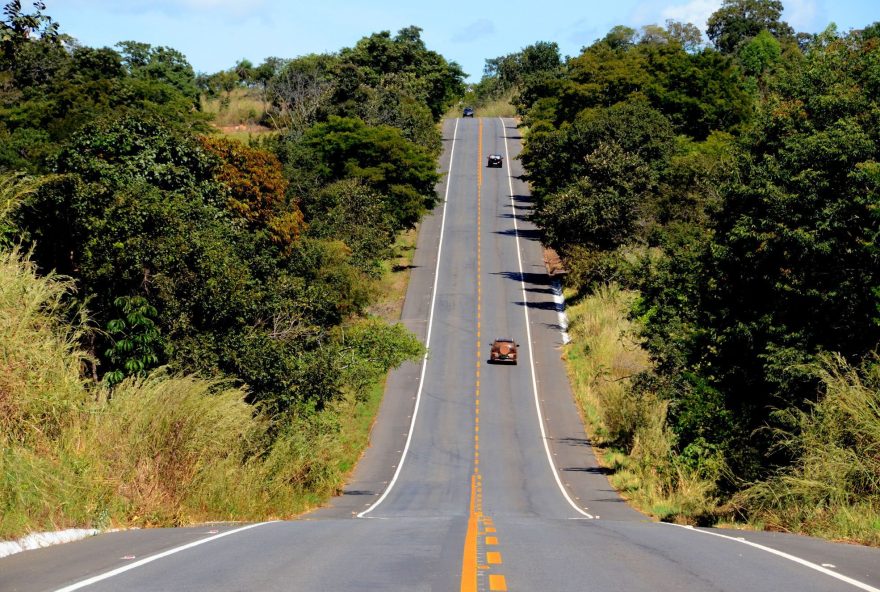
top-left (460, 118), bottom-right (507, 592)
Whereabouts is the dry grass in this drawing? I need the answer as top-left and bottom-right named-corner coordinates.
top-left (734, 354), bottom-right (880, 544)
top-left (201, 88), bottom-right (276, 142)
top-left (564, 284), bottom-right (651, 445)
top-left (366, 227), bottom-right (418, 322)
top-left (0, 165), bottom-right (426, 537)
top-left (201, 87), bottom-right (266, 127)
top-left (444, 90), bottom-right (517, 120)
top-left (0, 246), bottom-right (348, 536)
top-left (563, 283), bottom-right (720, 523)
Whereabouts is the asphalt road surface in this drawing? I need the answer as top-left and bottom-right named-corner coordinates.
top-left (3, 117), bottom-right (880, 592)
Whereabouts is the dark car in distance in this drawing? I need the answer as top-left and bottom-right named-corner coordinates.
top-left (463, 107), bottom-right (475, 117)
top-left (489, 338), bottom-right (519, 364)
top-left (487, 154), bottom-right (503, 168)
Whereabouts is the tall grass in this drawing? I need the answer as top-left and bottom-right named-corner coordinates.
top-left (735, 354), bottom-right (880, 543)
top-left (0, 169), bottom-right (416, 538)
top-left (0, 246), bottom-right (375, 538)
top-left (201, 87), bottom-right (267, 128)
top-left (564, 283), bottom-right (880, 538)
top-left (563, 283), bottom-right (720, 522)
top-left (444, 90), bottom-right (518, 119)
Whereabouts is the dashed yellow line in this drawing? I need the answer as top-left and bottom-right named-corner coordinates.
top-left (461, 118), bottom-right (508, 591)
top-left (489, 574), bottom-right (508, 591)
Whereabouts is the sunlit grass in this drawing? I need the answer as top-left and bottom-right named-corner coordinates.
top-left (200, 87), bottom-right (266, 127)
top-left (443, 90), bottom-right (517, 120)
top-left (563, 283), bottom-right (720, 524)
top-left (0, 171), bottom-right (424, 537)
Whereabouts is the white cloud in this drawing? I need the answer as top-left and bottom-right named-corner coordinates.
top-left (660, 0), bottom-right (721, 29)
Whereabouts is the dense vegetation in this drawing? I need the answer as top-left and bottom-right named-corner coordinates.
top-left (0, 1), bottom-right (464, 537)
top-left (493, 0), bottom-right (880, 541)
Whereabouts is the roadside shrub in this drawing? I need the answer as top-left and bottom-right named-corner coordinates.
top-left (734, 354), bottom-right (880, 543)
top-left (564, 283), bottom-right (722, 522)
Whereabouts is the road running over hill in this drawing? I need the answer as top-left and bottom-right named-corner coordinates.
top-left (3, 117), bottom-right (880, 592)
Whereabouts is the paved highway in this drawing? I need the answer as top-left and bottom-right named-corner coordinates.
top-left (3, 117), bottom-right (880, 591)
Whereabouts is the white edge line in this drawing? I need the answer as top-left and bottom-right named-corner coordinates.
top-left (357, 117), bottom-right (460, 518)
top-left (668, 524), bottom-right (880, 592)
top-left (52, 522), bottom-right (277, 592)
top-left (500, 116), bottom-right (594, 520)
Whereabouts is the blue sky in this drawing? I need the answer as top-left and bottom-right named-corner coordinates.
top-left (45, 1), bottom-right (878, 80)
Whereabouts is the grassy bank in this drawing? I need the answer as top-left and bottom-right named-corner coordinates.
top-left (562, 283), bottom-right (880, 544)
top-left (562, 284), bottom-right (720, 523)
top-left (0, 213), bottom-right (422, 541)
top-left (0, 249), bottom-right (340, 537)
top-left (201, 87), bottom-right (276, 142)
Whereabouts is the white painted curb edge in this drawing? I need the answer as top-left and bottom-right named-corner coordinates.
top-left (551, 279), bottom-right (571, 345)
top-left (0, 528), bottom-right (103, 559)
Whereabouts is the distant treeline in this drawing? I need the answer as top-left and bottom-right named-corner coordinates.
top-left (1, 1), bottom-right (465, 409)
top-left (0, 1), bottom-right (463, 536)
top-left (481, 0), bottom-right (880, 538)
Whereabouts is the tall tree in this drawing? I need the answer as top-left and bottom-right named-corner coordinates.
top-left (706, 0), bottom-right (793, 54)
top-left (0, 0), bottom-right (57, 64)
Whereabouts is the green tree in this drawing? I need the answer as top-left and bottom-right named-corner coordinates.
top-left (706, 0), bottom-right (793, 54)
top-left (0, 0), bottom-right (57, 64)
top-left (116, 41), bottom-right (200, 105)
top-left (535, 31), bottom-right (750, 138)
top-left (536, 142), bottom-right (652, 252)
top-left (304, 179), bottom-right (395, 275)
top-left (338, 26), bottom-right (465, 120)
top-left (285, 115), bottom-right (439, 230)
top-left (737, 29), bottom-right (782, 76)
top-left (522, 98), bottom-right (675, 200)
top-left (665, 20), bottom-right (705, 52)
top-left (638, 28), bottom-right (880, 481)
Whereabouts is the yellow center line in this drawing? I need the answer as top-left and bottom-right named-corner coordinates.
top-left (462, 117), bottom-right (508, 591)
top-left (460, 474), bottom-right (479, 592)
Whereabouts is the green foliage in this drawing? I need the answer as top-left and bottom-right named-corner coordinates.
top-left (104, 296), bottom-right (164, 386)
top-left (634, 27), bottom-right (880, 484)
top-left (504, 7), bottom-right (880, 536)
top-left (116, 41), bottom-right (199, 103)
top-left (338, 26), bottom-right (465, 120)
top-left (536, 142), bottom-right (652, 252)
top-left (0, 30), bottom-right (211, 172)
top-left (734, 354), bottom-right (880, 544)
top-left (0, 1), bottom-right (57, 64)
top-left (304, 179), bottom-right (396, 275)
top-left (335, 318), bottom-right (425, 397)
top-left (537, 32), bottom-right (751, 138)
top-left (737, 29), bottom-right (782, 76)
top-left (706, 0), bottom-right (793, 54)
top-left (285, 115), bottom-right (439, 230)
top-left (480, 41), bottom-right (562, 102)
top-left (0, 6), bottom-right (454, 536)
top-left (522, 98), bottom-right (675, 201)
